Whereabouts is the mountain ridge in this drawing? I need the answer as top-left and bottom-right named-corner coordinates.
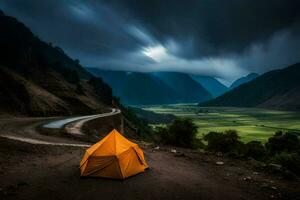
top-left (190, 75), bottom-right (228, 97)
top-left (200, 62), bottom-right (300, 110)
top-left (87, 68), bottom-right (212, 105)
top-left (0, 12), bottom-right (112, 116)
top-left (230, 73), bottom-right (259, 89)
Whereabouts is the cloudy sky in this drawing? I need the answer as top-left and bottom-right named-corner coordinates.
top-left (1, 0), bottom-right (300, 85)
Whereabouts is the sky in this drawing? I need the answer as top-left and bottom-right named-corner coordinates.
top-left (1, 0), bottom-right (300, 85)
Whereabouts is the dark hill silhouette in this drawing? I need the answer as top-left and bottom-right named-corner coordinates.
top-left (87, 68), bottom-right (212, 105)
top-left (151, 72), bottom-right (212, 103)
top-left (86, 69), bottom-right (177, 105)
top-left (190, 75), bottom-right (228, 97)
top-left (0, 11), bottom-right (112, 116)
top-left (230, 73), bottom-right (259, 89)
top-left (201, 63), bottom-right (300, 110)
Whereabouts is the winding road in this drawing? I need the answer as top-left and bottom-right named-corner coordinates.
top-left (0, 108), bottom-right (121, 147)
top-left (43, 108), bottom-right (120, 129)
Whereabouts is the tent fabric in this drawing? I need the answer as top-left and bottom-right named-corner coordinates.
top-left (80, 129), bottom-right (148, 179)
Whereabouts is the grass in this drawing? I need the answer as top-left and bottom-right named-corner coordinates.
top-left (140, 104), bottom-right (300, 143)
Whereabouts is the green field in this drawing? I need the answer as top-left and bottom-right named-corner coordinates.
top-left (140, 104), bottom-right (300, 143)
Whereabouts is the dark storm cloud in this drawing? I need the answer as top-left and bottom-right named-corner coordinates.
top-left (0, 0), bottom-right (145, 57)
top-left (106, 0), bottom-right (300, 58)
top-left (1, 0), bottom-right (300, 84)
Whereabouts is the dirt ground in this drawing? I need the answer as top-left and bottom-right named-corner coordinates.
top-left (0, 117), bottom-right (299, 200)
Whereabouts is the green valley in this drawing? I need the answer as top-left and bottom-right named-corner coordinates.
top-left (140, 104), bottom-right (300, 143)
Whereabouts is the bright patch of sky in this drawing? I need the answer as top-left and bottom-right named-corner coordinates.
top-left (140, 43), bottom-right (246, 86)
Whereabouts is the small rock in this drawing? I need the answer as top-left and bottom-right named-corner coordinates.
top-left (271, 186), bottom-right (278, 190)
top-left (216, 161), bottom-right (224, 165)
top-left (154, 146), bottom-right (160, 150)
top-left (268, 163), bottom-right (282, 171)
top-left (216, 152), bottom-right (223, 157)
top-left (253, 172), bottom-right (259, 175)
top-left (243, 176), bottom-right (252, 181)
top-left (171, 149), bottom-right (177, 153)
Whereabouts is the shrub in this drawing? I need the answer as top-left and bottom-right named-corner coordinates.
top-left (244, 141), bottom-right (266, 160)
top-left (265, 132), bottom-right (300, 155)
top-left (154, 125), bottom-right (170, 144)
top-left (203, 130), bottom-right (243, 153)
top-left (155, 118), bottom-right (198, 148)
top-left (272, 152), bottom-right (300, 175)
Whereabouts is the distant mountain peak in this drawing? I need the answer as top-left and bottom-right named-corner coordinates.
top-left (230, 73), bottom-right (259, 89)
top-left (190, 75), bottom-right (228, 97)
top-left (87, 69), bottom-right (213, 105)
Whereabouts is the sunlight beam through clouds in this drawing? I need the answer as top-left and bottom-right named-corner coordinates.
top-left (142, 45), bottom-right (168, 62)
top-left (140, 43), bottom-right (246, 86)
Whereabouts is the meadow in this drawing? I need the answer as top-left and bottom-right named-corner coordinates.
top-left (140, 104), bottom-right (300, 143)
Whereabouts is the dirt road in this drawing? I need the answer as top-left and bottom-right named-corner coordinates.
top-left (0, 117), bottom-right (299, 200)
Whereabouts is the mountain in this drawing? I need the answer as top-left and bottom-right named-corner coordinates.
top-left (190, 75), bottom-right (228, 97)
top-left (0, 12), bottom-right (112, 116)
top-left (201, 63), bottom-right (300, 110)
top-left (87, 69), bottom-right (212, 105)
top-left (151, 72), bottom-right (212, 103)
top-left (86, 68), bottom-right (177, 105)
top-left (230, 73), bottom-right (259, 89)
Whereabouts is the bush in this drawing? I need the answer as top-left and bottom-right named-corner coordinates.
top-left (203, 130), bottom-right (243, 153)
top-left (265, 131), bottom-right (300, 155)
top-left (272, 152), bottom-right (300, 175)
top-left (243, 141), bottom-right (266, 160)
top-left (154, 125), bottom-right (170, 144)
top-left (155, 118), bottom-right (198, 148)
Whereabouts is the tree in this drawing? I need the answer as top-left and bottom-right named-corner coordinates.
top-left (265, 132), bottom-right (300, 155)
top-left (155, 118), bottom-right (198, 148)
top-left (203, 130), bottom-right (242, 153)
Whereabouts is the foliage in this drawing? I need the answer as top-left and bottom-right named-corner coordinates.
top-left (155, 118), bottom-right (199, 148)
top-left (0, 12), bottom-right (113, 116)
top-left (88, 77), bottom-right (112, 105)
top-left (203, 130), bottom-right (243, 153)
top-left (265, 131), bottom-right (300, 155)
top-left (272, 152), bottom-right (300, 175)
top-left (129, 106), bottom-right (175, 124)
top-left (52, 64), bottom-right (85, 94)
top-left (243, 141), bottom-right (266, 161)
top-left (113, 97), bottom-right (153, 140)
top-left (145, 104), bottom-right (300, 143)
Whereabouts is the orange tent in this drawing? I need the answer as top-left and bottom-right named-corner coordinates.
top-left (80, 129), bottom-right (148, 179)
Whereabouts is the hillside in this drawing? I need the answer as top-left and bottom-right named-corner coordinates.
top-left (87, 68), bottom-right (212, 105)
top-left (230, 73), bottom-right (259, 89)
top-left (0, 12), bottom-right (112, 116)
top-left (190, 75), bottom-right (228, 97)
top-left (201, 63), bottom-right (300, 110)
top-left (151, 72), bottom-right (212, 103)
top-left (86, 68), bottom-right (177, 105)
